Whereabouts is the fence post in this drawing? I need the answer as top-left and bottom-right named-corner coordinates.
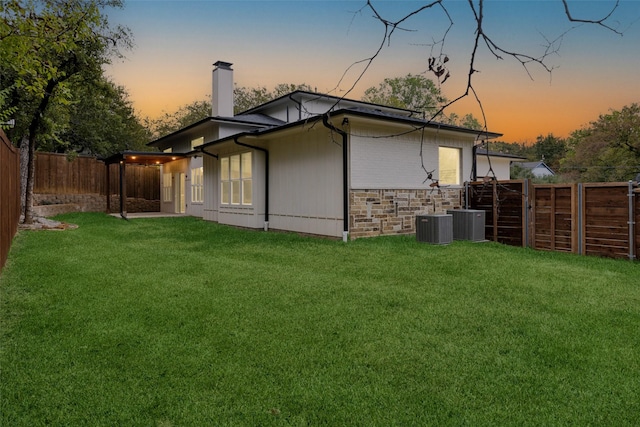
top-left (492, 181), bottom-right (498, 242)
top-left (577, 183), bottom-right (584, 255)
top-left (523, 179), bottom-right (530, 247)
top-left (629, 181), bottom-right (636, 261)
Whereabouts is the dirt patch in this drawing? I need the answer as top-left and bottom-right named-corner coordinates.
top-left (19, 217), bottom-right (78, 231)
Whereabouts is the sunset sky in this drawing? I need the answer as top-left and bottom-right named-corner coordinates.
top-left (104, 0), bottom-right (640, 143)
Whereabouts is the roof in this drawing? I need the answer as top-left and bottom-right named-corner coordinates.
top-left (341, 107), bottom-right (503, 139)
top-left (237, 90), bottom-right (420, 117)
top-left (517, 161), bottom-right (549, 169)
top-left (199, 107), bottom-right (502, 153)
top-left (146, 89), bottom-right (502, 154)
top-left (146, 115), bottom-right (281, 148)
top-left (476, 149), bottom-right (527, 160)
top-left (514, 161), bottom-right (556, 175)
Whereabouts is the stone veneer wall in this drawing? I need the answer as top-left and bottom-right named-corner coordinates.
top-left (350, 188), bottom-right (462, 239)
top-left (33, 193), bottom-right (160, 216)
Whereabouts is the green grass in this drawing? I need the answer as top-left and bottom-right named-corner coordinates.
top-left (1, 212), bottom-right (639, 426)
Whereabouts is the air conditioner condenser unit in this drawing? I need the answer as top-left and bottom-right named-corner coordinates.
top-left (446, 209), bottom-right (486, 242)
top-left (416, 214), bottom-right (453, 244)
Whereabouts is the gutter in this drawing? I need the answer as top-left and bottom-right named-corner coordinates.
top-left (234, 135), bottom-right (269, 230)
top-left (199, 147), bottom-right (218, 159)
top-left (322, 113), bottom-right (349, 242)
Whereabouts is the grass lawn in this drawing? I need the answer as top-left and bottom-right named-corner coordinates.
top-left (1, 212), bottom-right (639, 426)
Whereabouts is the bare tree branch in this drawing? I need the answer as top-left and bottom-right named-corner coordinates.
top-left (562, 0), bottom-right (623, 34)
top-left (330, 0), bottom-right (630, 185)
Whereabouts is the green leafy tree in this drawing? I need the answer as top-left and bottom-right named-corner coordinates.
top-left (561, 104), bottom-right (640, 182)
top-left (233, 86), bottom-right (271, 114)
top-left (41, 77), bottom-right (151, 156)
top-left (362, 74), bottom-right (446, 114)
top-left (362, 74), bottom-right (483, 129)
top-left (1, 0), bottom-right (131, 223)
top-left (234, 83), bottom-right (313, 114)
top-left (146, 99), bottom-right (211, 140)
top-left (272, 83), bottom-right (314, 99)
top-left (532, 134), bottom-right (566, 172)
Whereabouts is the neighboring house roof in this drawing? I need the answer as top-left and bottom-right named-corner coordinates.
top-left (514, 161), bottom-right (555, 176)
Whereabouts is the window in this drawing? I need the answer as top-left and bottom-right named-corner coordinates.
top-left (220, 152), bottom-right (252, 205)
top-left (439, 147), bottom-right (461, 185)
top-left (163, 148), bottom-right (172, 153)
top-left (191, 137), bottom-right (204, 150)
top-left (191, 167), bottom-right (204, 203)
top-left (162, 173), bottom-right (172, 202)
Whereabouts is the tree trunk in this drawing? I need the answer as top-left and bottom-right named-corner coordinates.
top-left (19, 135), bottom-right (29, 218)
top-left (23, 134), bottom-right (36, 224)
top-left (22, 79), bottom-right (59, 224)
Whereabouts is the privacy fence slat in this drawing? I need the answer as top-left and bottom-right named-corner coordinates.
top-left (467, 180), bottom-right (638, 261)
top-left (0, 131), bottom-right (20, 272)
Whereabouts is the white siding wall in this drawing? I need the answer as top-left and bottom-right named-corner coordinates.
top-left (203, 154), bottom-right (218, 222)
top-left (476, 155), bottom-right (513, 180)
top-left (350, 123), bottom-right (475, 190)
top-left (266, 128), bottom-right (343, 237)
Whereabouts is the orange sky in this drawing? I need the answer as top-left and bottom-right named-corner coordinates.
top-left (104, 1), bottom-right (640, 143)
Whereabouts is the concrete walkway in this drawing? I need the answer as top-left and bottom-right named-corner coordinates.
top-left (109, 212), bottom-right (187, 219)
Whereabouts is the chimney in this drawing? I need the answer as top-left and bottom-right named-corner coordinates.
top-left (212, 61), bottom-right (234, 117)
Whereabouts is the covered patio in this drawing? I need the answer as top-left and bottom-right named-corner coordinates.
top-left (104, 151), bottom-right (186, 219)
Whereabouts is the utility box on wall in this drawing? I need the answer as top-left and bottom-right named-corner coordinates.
top-left (447, 209), bottom-right (486, 242)
top-left (416, 214), bottom-right (453, 245)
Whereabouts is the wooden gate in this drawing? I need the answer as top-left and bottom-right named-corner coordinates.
top-left (532, 184), bottom-right (577, 253)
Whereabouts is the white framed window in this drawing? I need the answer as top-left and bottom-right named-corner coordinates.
top-left (191, 167), bottom-right (204, 203)
top-left (439, 147), bottom-right (461, 186)
top-left (220, 152), bottom-right (252, 205)
top-left (191, 137), bottom-right (204, 150)
top-left (162, 173), bottom-right (172, 202)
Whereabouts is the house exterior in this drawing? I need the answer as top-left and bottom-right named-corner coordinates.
top-left (475, 149), bottom-right (527, 180)
top-left (514, 161), bottom-right (555, 178)
top-left (147, 61), bottom-right (501, 240)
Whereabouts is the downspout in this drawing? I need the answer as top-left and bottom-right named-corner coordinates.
top-left (472, 143), bottom-right (478, 182)
top-left (234, 135), bottom-right (269, 231)
top-left (322, 113), bottom-right (349, 242)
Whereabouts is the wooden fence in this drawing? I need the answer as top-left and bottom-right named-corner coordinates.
top-left (35, 152), bottom-right (159, 199)
top-left (0, 130), bottom-right (20, 272)
top-left (467, 180), bottom-right (639, 260)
